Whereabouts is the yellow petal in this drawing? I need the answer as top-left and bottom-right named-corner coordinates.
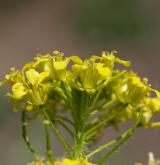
top-left (33, 54), bottom-right (51, 68)
top-left (26, 69), bottom-right (39, 85)
top-left (55, 158), bottom-right (96, 165)
top-left (38, 71), bottom-right (50, 84)
top-left (96, 63), bottom-right (111, 79)
top-left (115, 57), bottom-right (131, 67)
top-left (69, 56), bottom-right (83, 64)
top-left (12, 82), bottom-right (27, 99)
top-left (72, 64), bottom-right (88, 72)
top-left (53, 60), bottom-right (68, 71)
top-left (22, 61), bottom-right (34, 72)
top-left (129, 77), bottom-right (145, 88)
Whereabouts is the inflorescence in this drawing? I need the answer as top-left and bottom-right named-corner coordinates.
top-left (1, 51), bottom-right (160, 165)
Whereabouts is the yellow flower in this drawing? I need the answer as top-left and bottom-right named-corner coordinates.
top-left (34, 54), bottom-right (51, 69)
top-left (10, 82), bottom-right (27, 100)
top-left (114, 73), bottom-right (150, 105)
top-left (28, 159), bottom-right (96, 165)
top-left (69, 52), bottom-right (131, 94)
top-left (144, 97), bottom-right (160, 113)
top-left (101, 51), bottom-right (131, 69)
top-left (70, 58), bottom-right (112, 93)
top-left (28, 160), bottom-right (53, 165)
top-left (23, 54), bottom-right (53, 77)
top-left (134, 97), bottom-right (160, 125)
top-left (52, 59), bottom-right (70, 81)
top-left (55, 158), bottom-right (96, 165)
top-left (95, 63), bottom-right (111, 79)
top-left (3, 67), bottom-right (24, 85)
top-left (25, 69), bottom-right (50, 86)
top-left (26, 69), bottom-right (40, 86)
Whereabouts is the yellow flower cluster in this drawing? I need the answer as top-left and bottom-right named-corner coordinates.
top-left (1, 50), bottom-right (160, 126)
top-left (55, 158), bottom-right (96, 165)
top-left (111, 71), bottom-right (160, 126)
top-left (1, 51), bottom-right (160, 165)
top-left (28, 158), bottom-right (96, 165)
top-left (0, 51), bottom-right (130, 109)
top-left (28, 160), bottom-right (52, 165)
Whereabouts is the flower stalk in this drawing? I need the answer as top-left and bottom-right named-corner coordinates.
top-left (43, 119), bottom-right (54, 161)
top-left (22, 111), bottom-right (39, 159)
top-left (41, 108), bottom-right (74, 159)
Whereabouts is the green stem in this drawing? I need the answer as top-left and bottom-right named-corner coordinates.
top-left (89, 110), bottom-right (98, 118)
top-left (102, 97), bottom-right (116, 109)
top-left (97, 109), bottom-right (143, 165)
top-left (21, 111), bottom-right (38, 159)
top-left (56, 115), bottom-right (75, 127)
top-left (43, 120), bottom-right (54, 161)
top-left (86, 139), bottom-right (116, 159)
top-left (42, 109), bottom-right (74, 159)
top-left (56, 119), bottom-right (74, 137)
top-left (74, 92), bottom-right (88, 158)
top-left (86, 125), bottom-right (110, 142)
top-left (85, 114), bottom-right (115, 139)
top-left (90, 88), bottom-right (103, 110)
top-left (85, 104), bottom-right (127, 140)
top-left (75, 131), bottom-right (85, 159)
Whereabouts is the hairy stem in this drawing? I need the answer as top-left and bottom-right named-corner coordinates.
top-left (56, 118), bottom-right (74, 137)
top-left (42, 108), bottom-right (74, 159)
top-left (43, 120), bottom-right (54, 161)
top-left (85, 104), bottom-right (128, 140)
top-left (85, 114), bottom-right (115, 140)
top-left (21, 111), bottom-right (38, 159)
top-left (56, 115), bottom-right (75, 127)
top-left (97, 109), bottom-right (143, 165)
top-left (86, 139), bottom-right (116, 159)
top-left (74, 92), bottom-right (88, 159)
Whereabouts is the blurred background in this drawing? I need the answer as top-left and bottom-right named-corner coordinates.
top-left (0, 0), bottom-right (160, 164)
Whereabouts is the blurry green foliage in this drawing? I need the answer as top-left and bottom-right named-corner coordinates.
top-left (75, 0), bottom-right (153, 40)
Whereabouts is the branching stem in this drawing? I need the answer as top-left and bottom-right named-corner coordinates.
top-left (97, 109), bottom-right (143, 165)
top-left (41, 108), bottom-right (74, 159)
